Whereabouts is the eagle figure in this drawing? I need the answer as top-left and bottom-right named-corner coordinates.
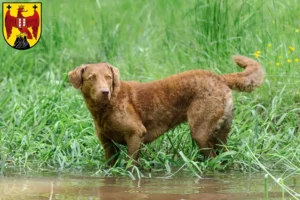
top-left (5, 5), bottom-right (40, 40)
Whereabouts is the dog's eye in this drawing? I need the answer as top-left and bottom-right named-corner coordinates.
top-left (87, 75), bottom-right (95, 81)
top-left (105, 75), bottom-right (112, 80)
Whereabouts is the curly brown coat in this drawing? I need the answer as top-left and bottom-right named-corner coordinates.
top-left (68, 55), bottom-right (264, 165)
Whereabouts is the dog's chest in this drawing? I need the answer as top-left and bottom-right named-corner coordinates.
top-left (95, 119), bottom-right (127, 144)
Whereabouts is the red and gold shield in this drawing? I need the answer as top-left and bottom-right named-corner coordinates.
top-left (2, 2), bottom-right (42, 50)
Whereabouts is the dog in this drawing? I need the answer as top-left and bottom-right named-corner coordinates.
top-left (68, 55), bottom-right (264, 165)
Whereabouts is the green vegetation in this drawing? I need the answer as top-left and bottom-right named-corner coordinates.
top-left (0, 0), bottom-right (299, 191)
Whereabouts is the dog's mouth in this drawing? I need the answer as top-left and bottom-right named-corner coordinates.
top-left (100, 93), bottom-right (111, 101)
top-left (92, 89), bottom-right (111, 102)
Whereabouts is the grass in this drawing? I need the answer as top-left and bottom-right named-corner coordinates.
top-left (0, 0), bottom-right (300, 194)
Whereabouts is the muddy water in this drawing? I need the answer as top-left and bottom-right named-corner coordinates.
top-left (0, 169), bottom-right (296, 200)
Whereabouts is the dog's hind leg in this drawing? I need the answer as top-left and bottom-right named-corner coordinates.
top-left (187, 97), bottom-right (229, 159)
top-left (209, 92), bottom-right (234, 155)
top-left (213, 102), bottom-right (234, 154)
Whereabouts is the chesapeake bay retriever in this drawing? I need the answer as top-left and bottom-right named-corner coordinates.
top-left (68, 55), bottom-right (264, 165)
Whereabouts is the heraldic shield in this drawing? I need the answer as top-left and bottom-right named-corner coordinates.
top-left (2, 2), bottom-right (42, 50)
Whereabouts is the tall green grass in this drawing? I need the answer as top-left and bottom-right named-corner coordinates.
top-left (0, 0), bottom-right (300, 185)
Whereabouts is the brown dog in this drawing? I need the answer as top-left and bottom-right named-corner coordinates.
top-left (68, 55), bottom-right (264, 165)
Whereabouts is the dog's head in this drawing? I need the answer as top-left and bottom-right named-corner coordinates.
top-left (68, 63), bottom-right (120, 103)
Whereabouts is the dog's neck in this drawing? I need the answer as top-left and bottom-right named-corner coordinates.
top-left (83, 97), bottom-right (112, 116)
top-left (84, 100), bottom-right (112, 129)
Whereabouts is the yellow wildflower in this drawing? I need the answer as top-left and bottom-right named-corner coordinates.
top-left (287, 59), bottom-right (292, 63)
top-left (267, 44), bottom-right (271, 48)
top-left (278, 56), bottom-right (282, 59)
top-left (295, 58), bottom-right (299, 62)
top-left (296, 29), bottom-right (300, 33)
top-left (254, 50), bottom-right (261, 58)
top-left (289, 46), bottom-right (295, 51)
top-left (276, 62), bottom-right (280, 66)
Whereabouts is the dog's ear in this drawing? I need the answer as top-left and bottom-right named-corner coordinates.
top-left (107, 64), bottom-right (120, 95)
top-left (68, 65), bottom-right (86, 89)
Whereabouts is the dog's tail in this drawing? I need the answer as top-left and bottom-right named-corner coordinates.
top-left (222, 55), bottom-right (264, 92)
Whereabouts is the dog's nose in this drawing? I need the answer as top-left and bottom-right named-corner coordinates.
top-left (100, 88), bottom-right (110, 95)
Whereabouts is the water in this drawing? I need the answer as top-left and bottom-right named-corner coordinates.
top-left (0, 168), bottom-right (298, 200)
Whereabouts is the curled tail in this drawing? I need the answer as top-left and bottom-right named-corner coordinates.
top-left (222, 55), bottom-right (264, 92)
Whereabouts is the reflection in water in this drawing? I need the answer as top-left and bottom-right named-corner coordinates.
top-left (0, 171), bottom-right (295, 200)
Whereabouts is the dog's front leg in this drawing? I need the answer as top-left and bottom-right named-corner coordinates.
top-left (98, 134), bottom-right (118, 166)
top-left (102, 140), bottom-right (118, 166)
top-left (124, 122), bottom-right (146, 165)
top-left (126, 134), bottom-right (143, 164)
top-left (114, 107), bottom-right (146, 165)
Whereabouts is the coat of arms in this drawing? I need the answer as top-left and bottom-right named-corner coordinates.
top-left (2, 2), bottom-right (41, 50)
